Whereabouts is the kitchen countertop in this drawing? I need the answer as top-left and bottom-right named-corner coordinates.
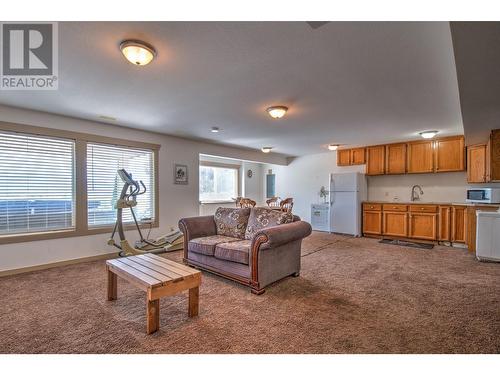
top-left (363, 200), bottom-right (500, 207)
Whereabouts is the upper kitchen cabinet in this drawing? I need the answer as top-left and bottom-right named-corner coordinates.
top-left (337, 149), bottom-right (351, 166)
top-left (407, 140), bottom-right (434, 173)
top-left (434, 136), bottom-right (465, 172)
top-left (366, 146), bottom-right (385, 175)
top-left (490, 129), bottom-right (500, 181)
top-left (467, 143), bottom-right (489, 183)
top-left (465, 129), bottom-right (500, 183)
top-left (350, 147), bottom-right (366, 165)
top-left (385, 143), bottom-right (406, 174)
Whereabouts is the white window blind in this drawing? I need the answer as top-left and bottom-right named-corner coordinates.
top-left (199, 165), bottom-right (238, 202)
top-left (0, 131), bottom-right (75, 235)
top-left (87, 143), bottom-right (155, 227)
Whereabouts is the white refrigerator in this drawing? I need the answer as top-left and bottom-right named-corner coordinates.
top-left (329, 172), bottom-right (367, 236)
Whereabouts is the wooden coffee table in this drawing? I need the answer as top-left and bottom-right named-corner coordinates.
top-left (106, 253), bottom-right (202, 334)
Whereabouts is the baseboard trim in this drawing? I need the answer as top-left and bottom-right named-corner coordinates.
top-left (0, 252), bottom-right (118, 277)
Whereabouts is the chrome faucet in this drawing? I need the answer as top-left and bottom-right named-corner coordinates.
top-left (411, 185), bottom-right (424, 202)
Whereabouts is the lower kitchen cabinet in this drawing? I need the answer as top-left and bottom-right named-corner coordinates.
top-left (363, 201), bottom-right (500, 251)
top-left (408, 212), bottom-right (438, 240)
top-left (451, 206), bottom-right (467, 243)
top-left (438, 206), bottom-right (452, 241)
top-left (363, 210), bottom-right (382, 235)
top-left (382, 211), bottom-right (408, 237)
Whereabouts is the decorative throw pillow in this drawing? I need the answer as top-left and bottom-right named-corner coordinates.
top-left (214, 207), bottom-right (251, 239)
top-left (245, 207), bottom-right (294, 240)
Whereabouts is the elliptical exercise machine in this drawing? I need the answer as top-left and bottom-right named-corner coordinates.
top-left (108, 169), bottom-right (183, 257)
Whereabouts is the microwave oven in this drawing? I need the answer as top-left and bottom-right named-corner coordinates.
top-left (466, 188), bottom-right (500, 204)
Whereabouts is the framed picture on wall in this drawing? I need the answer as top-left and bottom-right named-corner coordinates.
top-left (174, 164), bottom-right (188, 185)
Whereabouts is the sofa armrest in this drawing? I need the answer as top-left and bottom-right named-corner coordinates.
top-left (252, 221), bottom-right (312, 250)
top-left (178, 215), bottom-right (217, 241)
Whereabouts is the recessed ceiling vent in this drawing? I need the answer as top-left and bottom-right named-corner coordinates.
top-left (306, 21), bottom-right (330, 30)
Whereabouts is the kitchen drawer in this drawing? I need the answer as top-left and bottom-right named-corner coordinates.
top-left (363, 203), bottom-right (382, 211)
top-left (382, 204), bottom-right (408, 212)
top-left (410, 205), bottom-right (438, 213)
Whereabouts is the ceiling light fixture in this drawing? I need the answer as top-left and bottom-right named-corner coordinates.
top-left (120, 40), bottom-right (157, 66)
top-left (328, 144), bottom-right (339, 151)
top-left (266, 106), bottom-right (288, 119)
top-left (210, 127), bottom-right (220, 133)
top-left (261, 147), bottom-right (273, 153)
top-left (419, 130), bottom-right (439, 139)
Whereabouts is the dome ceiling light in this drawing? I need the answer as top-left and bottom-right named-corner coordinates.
top-left (266, 106), bottom-right (288, 119)
top-left (419, 130), bottom-right (439, 139)
top-left (261, 147), bottom-right (273, 153)
top-left (120, 40), bottom-right (157, 66)
top-left (328, 144), bottom-right (339, 151)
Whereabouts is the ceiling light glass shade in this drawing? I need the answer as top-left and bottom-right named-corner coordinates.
top-left (261, 147), bottom-right (273, 153)
top-left (211, 127), bottom-right (220, 133)
top-left (120, 40), bottom-right (156, 66)
top-left (328, 144), bottom-right (338, 151)
top-left (419, 130), bottom-right (439, 139)
top-left (266, 106), bottom-right (288, 119)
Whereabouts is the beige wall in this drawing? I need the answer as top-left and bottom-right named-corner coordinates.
top-left (367, 172), bottom-right (468, 203)
top-left (0, 105), bottom-right (287, 272)
top-left (263, 152), bottom-right (365, 222)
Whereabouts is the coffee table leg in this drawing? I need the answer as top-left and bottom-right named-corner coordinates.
top-left (147, 298), bottom-right (160, 334)
top-left (188, 286), bottom-right (199, 317)
top-left (107, 267), bottom-right (117, 301)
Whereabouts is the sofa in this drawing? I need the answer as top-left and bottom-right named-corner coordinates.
top-left (178, 207), bottom-right (312, 294)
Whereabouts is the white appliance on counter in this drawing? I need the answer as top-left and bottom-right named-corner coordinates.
top-left (329, 172), bottom-right (367, 236)
top-left (476, 209), bottom-right (500, 262)
top-left (311, 203), bottom-right (330, 232)
top-left (466, 187), bottom-right (500, 204)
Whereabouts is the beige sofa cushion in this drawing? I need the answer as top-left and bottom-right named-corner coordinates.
top-left (245, 207), bottom-right (294, 240)
top-left (188, 235), bottom-right (240, 256)
top-left (214, 240), bottom-right (252, 265)
top-left (214, 207), bottom-right (251, 239)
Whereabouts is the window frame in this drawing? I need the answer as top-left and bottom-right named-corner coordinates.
top-left (199, 161), bottom-right (241, 204)
top-left (0, 121), bottom-right (160, 245)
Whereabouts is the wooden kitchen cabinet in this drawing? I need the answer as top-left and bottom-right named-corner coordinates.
top-left (467, 144), bottom-right (489, 183)
top-left (489, 130), bottom-right (500, 180)
top-left (434, 136), bottom-right (465, 173)
top-left (407, 140), bottom-right (434, 173)
top-left (385, 143), bottom-right (407, 174)
top-left (366, 146), bottom-right (385, 175)
top-left (438, 206), bottom-right (452, 241)
top-left (363, 211), bottom-right (382, 235)
top-left (350, 147), bottom-right (366, 165)
top-left (451, 206), bottom-right (467, 243)
top-left (382, 209), bottom-right (408, 237)
top-left (337, 149), bottom-right (351, 166)
top-left (408, 208), bottom-right (438, 240)
top-left (362, 204), bottom-right (382, 235)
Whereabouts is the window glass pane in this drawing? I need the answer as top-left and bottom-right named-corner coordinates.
top-left (87, 143), bottom-right (154, 226)
top-left (0, 131), bottom-right (75, 235)
top-left (199, 166), bottom-right (238, 202)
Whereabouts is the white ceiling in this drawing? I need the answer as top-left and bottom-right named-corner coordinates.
top-left (0, 22), bottom-right (464, 156)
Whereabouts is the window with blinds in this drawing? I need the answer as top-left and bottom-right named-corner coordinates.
top-left (0, 131), bottom-right (75, 235)
top-left (87, 143), bottom-right (155, 227)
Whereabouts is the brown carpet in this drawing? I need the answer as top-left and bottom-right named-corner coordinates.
top-left (1, 232), bottom-right (499, 354)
